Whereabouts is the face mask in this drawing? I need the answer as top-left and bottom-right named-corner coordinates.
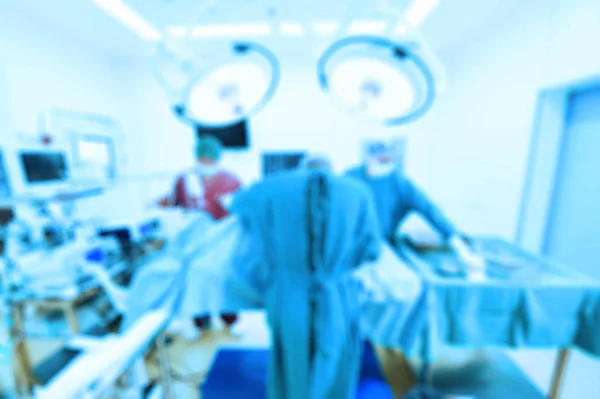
top-left (367, 161), bottom-right (396, 177)
top-left (196, 163), bottom-right (219, 177)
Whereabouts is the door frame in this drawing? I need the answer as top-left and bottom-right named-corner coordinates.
top-left (516, 75), bottom-right (600, 253)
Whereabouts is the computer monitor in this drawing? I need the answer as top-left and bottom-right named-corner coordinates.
top-left (262, 152), bottom-right (306, 176)
top-left (19, 151), bottom-right (69, 184)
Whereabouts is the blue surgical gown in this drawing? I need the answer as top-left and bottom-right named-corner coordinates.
top-left (346, 166), bottom-right (456, 245)
top-left (232, 170), bottom-right (382, 399)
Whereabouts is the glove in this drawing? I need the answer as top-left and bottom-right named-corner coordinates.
top-left (449, 235), bottom-right (486, 278)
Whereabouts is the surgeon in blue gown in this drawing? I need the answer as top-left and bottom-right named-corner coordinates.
top-left (346, 141), bottom-right (486, 271)
top-left (347, 141), bottom-right (456, 245)
top-left (232, 168), bottom-right (382, 399)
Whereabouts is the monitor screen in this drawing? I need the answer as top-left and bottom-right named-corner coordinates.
top-left (20, 152), bottom-right (69, 184)
top-left (262, 152), bottom-right (306, 176)
top-left (196, 120), bottom-right (250, 149)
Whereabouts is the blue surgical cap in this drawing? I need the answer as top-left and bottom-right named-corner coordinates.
top-left (195, 135), bottom-right (223, 160)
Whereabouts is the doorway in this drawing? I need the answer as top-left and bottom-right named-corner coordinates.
top-left (543, 86), bottom-right (600, 279)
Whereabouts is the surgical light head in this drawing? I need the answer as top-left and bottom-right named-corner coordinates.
top-left (317, 36), bottom-right (435, 126)
top-left (153, 41), bottom-right (280, 129)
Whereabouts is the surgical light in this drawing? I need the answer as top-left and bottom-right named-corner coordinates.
top-left (317, 36), bottom-right (436, 126)
top-left (90, 0), bottom-right (161, 41)
top-left (191, 23), bottom-right (272, 38)
top-left (187, 63), bottom-right (267, 125)
top-left (329, 59), bottom-right (416, 120)
top-left (180, 42), bottom-right (280, 127)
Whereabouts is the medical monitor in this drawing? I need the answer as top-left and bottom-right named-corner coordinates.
top-left (0, 149), bottom-right (11, 199)
top-left (19, 151), bottom-right (69, 184)
top-left (262, 152), bottom-right (306, 176)
top-left (196, 120), bottom-right (249, 149)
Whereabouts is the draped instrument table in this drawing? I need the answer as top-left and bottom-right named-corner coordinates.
top-left (399, 237), bottom-right (600, 399)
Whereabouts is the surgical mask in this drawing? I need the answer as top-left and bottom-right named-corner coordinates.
top-left (367, 161), bottom-right (396, 177)
top-left (196, 163), bottom-right (219, 177)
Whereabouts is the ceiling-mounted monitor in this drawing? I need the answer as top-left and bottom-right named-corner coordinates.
top-left (196, 120), bottom-right (250, 149)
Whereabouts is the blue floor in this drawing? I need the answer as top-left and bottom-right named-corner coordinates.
top-left (202, 342), bottom-right (393, 399)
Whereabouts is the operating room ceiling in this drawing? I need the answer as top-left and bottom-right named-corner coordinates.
top-left (7, 0), bottom-right (522, 59)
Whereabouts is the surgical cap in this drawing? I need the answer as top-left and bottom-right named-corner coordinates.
top-left (366, 141), bottom-right (391, 157)
top-left (195, 135), bottom-right (223, 160)
top-left (300, 153), bottom-right (332, 170)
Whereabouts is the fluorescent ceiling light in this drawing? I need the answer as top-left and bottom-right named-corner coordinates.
top-left (166, 26), bottom-right (186, 38)
top-left (393, 24), bottom-right (409, 35)
top-left (347, 20), bottom-right (387, 34)
top-left (313, 21), bottom-right (340, 36)
top-left (91, 0), bottom-right (161, 41)
top-left (405, 0), bottom-right (440, 26)
top-left (191, 23), bottom-right (272, 38)
top-left (279, 21), bottom-right (306, 37)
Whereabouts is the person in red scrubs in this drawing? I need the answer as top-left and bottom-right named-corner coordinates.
top-left (159, 135), bottom-right (242, 333)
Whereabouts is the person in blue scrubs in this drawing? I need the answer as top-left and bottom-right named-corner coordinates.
top-left (346, 140), bottom-right (485, 270)
top-left (232, 168), bottom-right (382, 399)
top-left (346, 141), bottom-right (456, 246)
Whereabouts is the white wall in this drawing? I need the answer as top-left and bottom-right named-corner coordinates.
top-left (402, 0), bottom-right (559, 240)
top-left (0, 7), bottom-right (121, 140)
top-left (544, 0), bottom-right (600, 89)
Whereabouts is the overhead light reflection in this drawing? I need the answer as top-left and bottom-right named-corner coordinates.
top-left (405, 0), bottom-right (440, 26)
top-left (279, 21), bottom-right (306, 37)
top-left (393, 24), bottom-right (409, 35)
top-left (191, 24), bottom-right (273, 38)
top-left (91, 0), bottom-right (161, 41)
top-left (347, 20), bottom-right (387, 34)
top-left (166, 26), bottom-right (186, 38)
top-left (313, 21), bottom-right (340, 36)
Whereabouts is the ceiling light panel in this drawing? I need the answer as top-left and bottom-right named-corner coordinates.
top-left (405, 0), bottom-right (440, 26)
top-left (166, 25), bottom-right (186, 38)
top-left (279, 21), bottom-right (306, 37)
top-left (347, 20), bottom-right (387, 34)
top-left (191, 23), bottom-right (273, 38)
top-left (313, 21), bottom-right (340, 36)
top-left (91, 0), bottom-right (161, 41)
